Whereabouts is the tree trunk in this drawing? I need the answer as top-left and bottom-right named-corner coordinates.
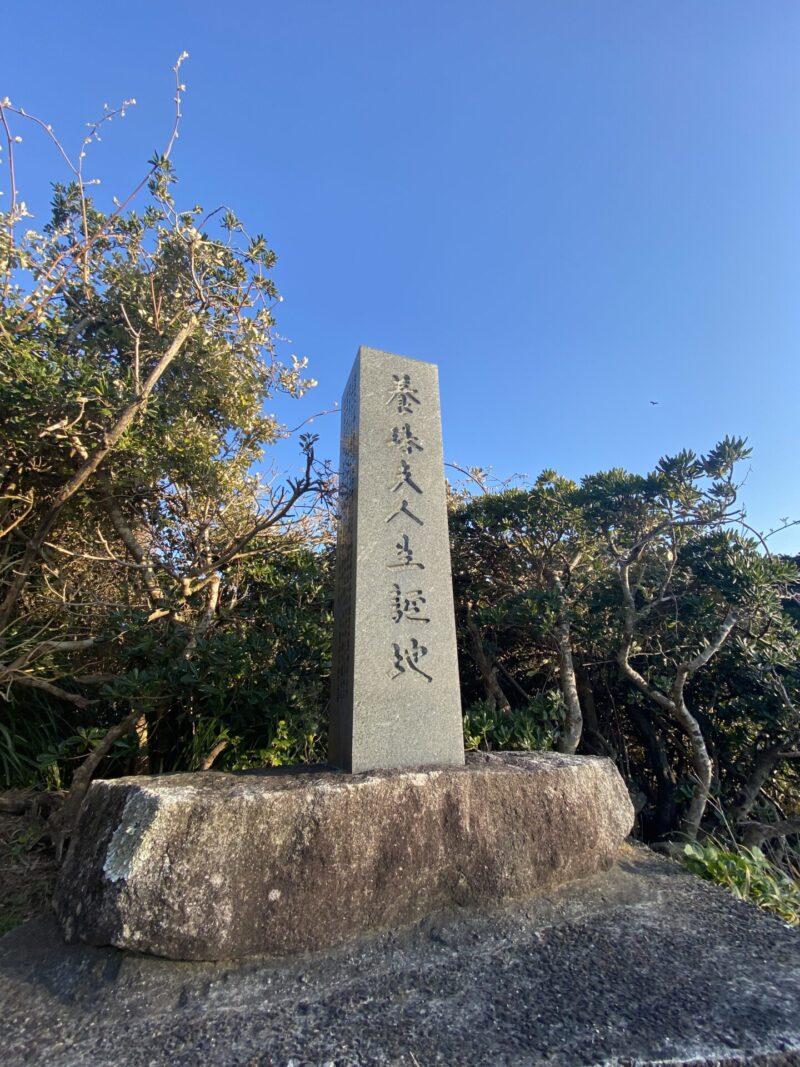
top-left (464, 607), bottom-right (511, 714)
top-left (730, 744), bottom-right (783, 824)
top-left (554, 622), bottom-right (582, 754)
top-left (628, 704), bottom-right (677, 840)
top-left (575, 659), bottom-right (614, 757)
top-left (671, 696), bottom-right (713, 842)
top-left (146, 705), bottom-right (187, 774)
top-left (615, 562), bottom-right (737, 843)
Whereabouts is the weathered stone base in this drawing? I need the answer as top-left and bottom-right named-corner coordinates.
top-left (54, 751), bottom-right (633, 961)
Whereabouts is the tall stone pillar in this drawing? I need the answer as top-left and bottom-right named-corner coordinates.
top-left (329, 347), bottom-right (464, 772)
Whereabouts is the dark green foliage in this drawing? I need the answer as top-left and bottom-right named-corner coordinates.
top-left (450, 451), bottom-right (799, 850)
top-left (463, 693), bottom-right (565, 752)
top-left (0, 545), bottom-right (334, 787)
top-left (171, 546), bottom-right (334, 771)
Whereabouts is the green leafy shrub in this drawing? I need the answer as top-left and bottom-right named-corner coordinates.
top-left (682, 839), bottom-right (800, 926)
top-left (0, 702), bottom-right (73, 789)
top-left (463, 692), bottom-right (564, 752)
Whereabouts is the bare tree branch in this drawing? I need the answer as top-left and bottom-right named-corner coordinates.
top-left (48, 710), bottom-right (140, 858)
top-left (7, 672), bottom-right (94, 709)
top-left (740, 819), bottom-right (800, 847)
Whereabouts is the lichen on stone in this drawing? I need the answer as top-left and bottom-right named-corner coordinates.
top-left (103, 790), bottom-right (160, 884)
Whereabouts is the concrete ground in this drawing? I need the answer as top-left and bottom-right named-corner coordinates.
top-left (1, 844), bottom-right (798, 1067)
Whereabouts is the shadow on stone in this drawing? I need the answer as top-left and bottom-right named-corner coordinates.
top-left (3, 846), bottom-right (799, 1067)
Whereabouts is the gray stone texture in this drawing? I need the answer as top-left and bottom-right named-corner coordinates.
top-left (53, 752), bottom-right (633, 961)
top-left (5, 846), bottom-right (800, 1066)
top-left (329, 346), bottom-right (464, 772)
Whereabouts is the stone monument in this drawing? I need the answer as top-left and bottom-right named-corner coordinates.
top-left (329, 346), bottom-right (465, 772)
top-left (52, 345), bottom-right (636, 962)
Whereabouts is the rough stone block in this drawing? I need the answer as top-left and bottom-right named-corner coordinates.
top-left (54, 752), bottom-right (633, 961)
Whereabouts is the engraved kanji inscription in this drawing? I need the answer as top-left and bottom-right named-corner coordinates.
top-left (387, 534), bottom-right (425, 570)
top-left (391, 638), bottom-right (433, 682)
top-left (386, 498), bottom-right (424, 526)
top-left (390, 424), bottom-right (423, 454)
top-left (391, 459), bottom-right (423, 495)
top-left (387, 374), bottom-right (421, 414)
top-left (391, 583), bottom-right (430, 624)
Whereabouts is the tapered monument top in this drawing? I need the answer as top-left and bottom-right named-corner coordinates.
top-left (329, 347), bottom-right (464, 773)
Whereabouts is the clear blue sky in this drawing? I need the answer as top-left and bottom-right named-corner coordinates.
top-left (5, 1), bottom-right (799, 550)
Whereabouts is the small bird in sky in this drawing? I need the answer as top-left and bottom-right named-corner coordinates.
top-left (649, 400), bottom-right (659, 405)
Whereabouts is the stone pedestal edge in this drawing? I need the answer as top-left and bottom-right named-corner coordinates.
top-left (54, 751), bottom-right (634, 961)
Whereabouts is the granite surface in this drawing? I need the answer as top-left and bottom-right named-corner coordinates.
top-left (53, 752), bottom-right (633, 960)
top-left (4, 844), bottom-right (800, 1066)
